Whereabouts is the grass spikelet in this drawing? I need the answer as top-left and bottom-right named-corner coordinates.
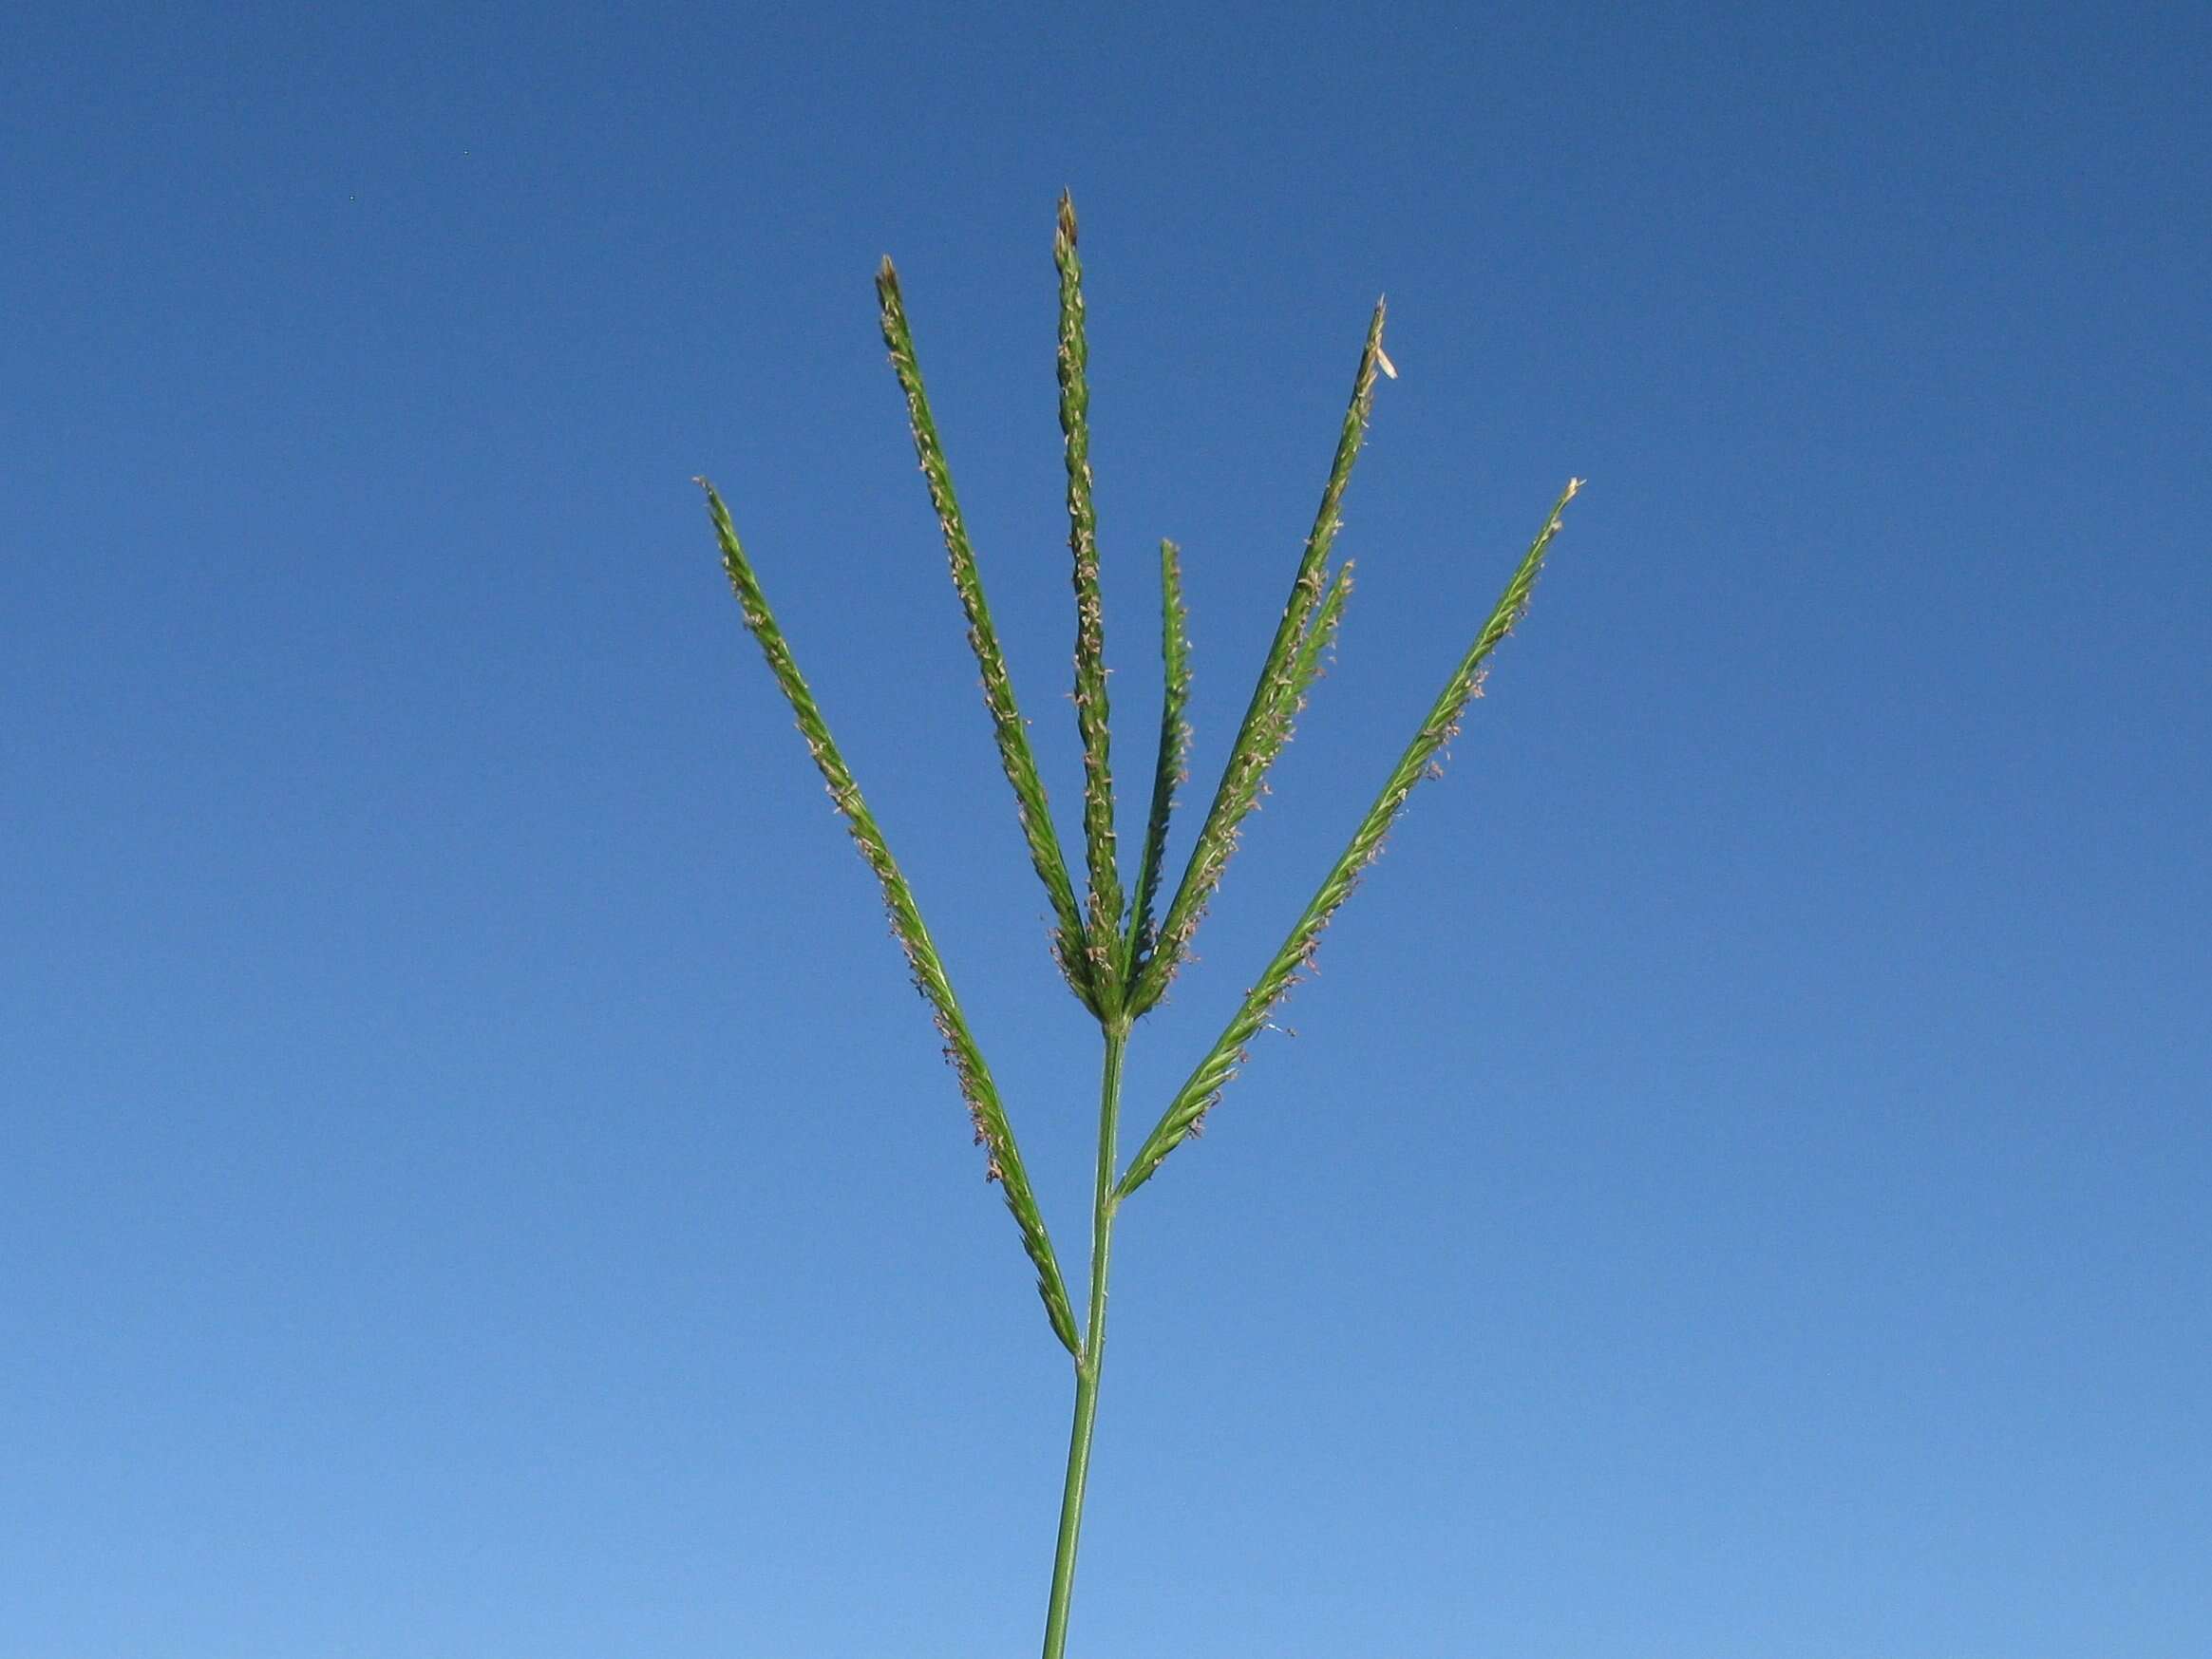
top-left (1124, 537), bottom-right (1194, 973)
top-left (698, 479), bottom-right (1082, 1355)
top-left (1128, 300), bottom-right (1389, 1017)
top-left (1116, 479), bottom-right (1583, 1197)
top-left (1054, 191), bottom-right (1125, 1012)
top-left (877, 257), bottom-right (1099, 1016)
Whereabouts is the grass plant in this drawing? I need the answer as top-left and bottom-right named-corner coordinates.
top-left (699, 194), bottom-right (1579, 1657)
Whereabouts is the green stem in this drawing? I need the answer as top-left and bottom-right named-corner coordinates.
top-left (1041, 1027), bottom-right (1126, 1658)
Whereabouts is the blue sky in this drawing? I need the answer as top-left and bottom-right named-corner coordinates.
top-left (3, 2), bottom-right (2205, 1655)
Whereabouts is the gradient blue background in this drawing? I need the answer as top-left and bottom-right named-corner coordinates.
top-left (4, 3), bottom-right (2205, 1655)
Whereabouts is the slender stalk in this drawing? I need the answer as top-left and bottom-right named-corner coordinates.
top-left (1041, 1026), bottom-right (1127, 1658)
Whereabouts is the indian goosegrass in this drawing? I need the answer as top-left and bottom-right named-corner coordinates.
top-left (699, 192), bottom-right (1579, 1659)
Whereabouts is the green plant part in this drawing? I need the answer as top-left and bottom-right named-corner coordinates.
top-left (1055, 193), bottom-right (1125, 1016)
top-left (1125, 297), bottom-right (1389, 1021)
top-left (699, 191), bottom-right (1579, 1659)
top-left (876, 256), bottom-right (1099, 1016)
top-left (1122, 537), bottom-right (1191, 978)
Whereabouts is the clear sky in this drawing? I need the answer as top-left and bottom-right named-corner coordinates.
top-left (3, 2), bottom-right (2205, 1655)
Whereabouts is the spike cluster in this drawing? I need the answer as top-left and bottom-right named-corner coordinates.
top-left (700, 193), bottom-right (1579, 1373)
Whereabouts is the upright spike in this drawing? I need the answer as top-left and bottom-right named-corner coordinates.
top-left (1124, 537), bottom-right (1195, 972)
top-left (1055, 192), bottom-right (1125, 1014)
top-left (877, 258), bottom-right (1101, 1017)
